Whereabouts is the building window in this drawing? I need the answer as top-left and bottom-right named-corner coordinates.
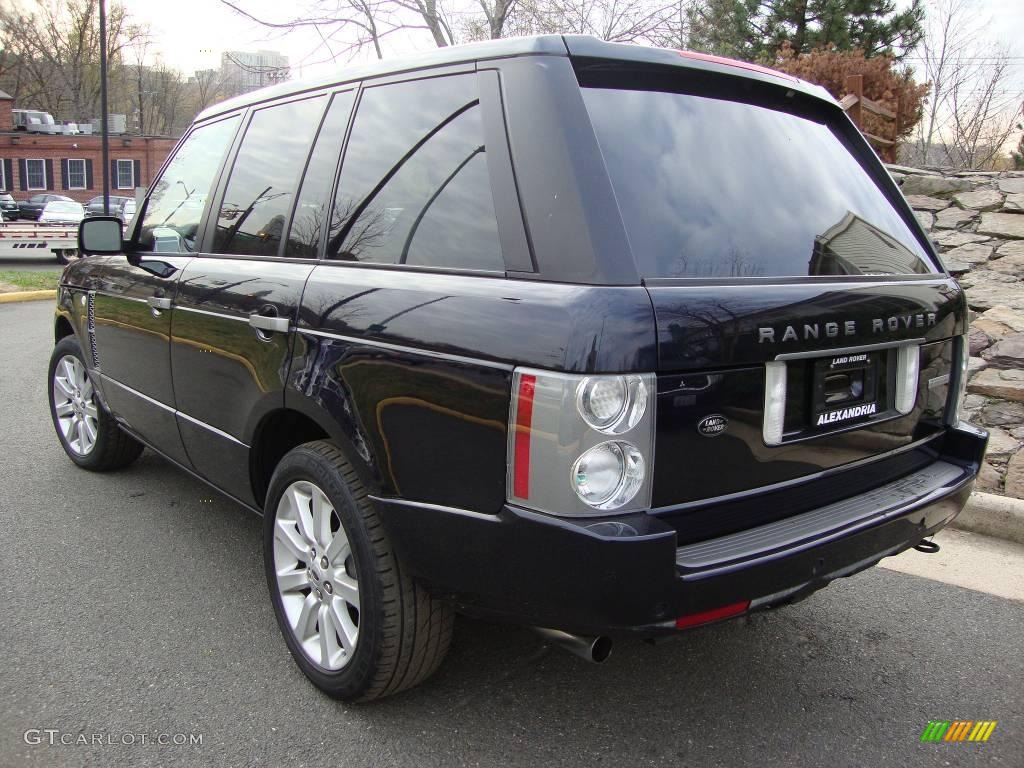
top-left (67, 159), bottom-right (86, 190)
top-left (26, 159), bottom-right (46, 190)
top-left (0, 160), bottom-right (5, 191)
top-left (116, 159), bottom-right (135, 189)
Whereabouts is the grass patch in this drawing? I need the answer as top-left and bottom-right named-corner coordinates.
top-left (0, 270), bottom-right (61, 292)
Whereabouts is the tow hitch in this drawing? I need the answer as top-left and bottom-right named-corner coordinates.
top-left (914, 538), bottom-right (941, 554)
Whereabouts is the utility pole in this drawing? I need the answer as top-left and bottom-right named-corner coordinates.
top-left (99, 0), bottom-right (110, 215)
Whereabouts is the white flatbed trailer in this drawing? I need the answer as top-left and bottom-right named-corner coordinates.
top-left (0, 222), bottom-right (79, 264)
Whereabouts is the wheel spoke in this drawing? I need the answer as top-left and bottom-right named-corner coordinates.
top-left (54, 375), bottom-right (75, 399)
top-left (80, 418), bottom-right (96, 453)
top-left (324, 529), bottom-right (350, 563)
top-left (329, 599), bottom-right (358, 653)
top-left (83, 402), bottom-right (98, 420)
top-left (333, 573), bottom-right (359, 611)
top-left (276, 567), bottom-right (309, 593)
top-left (294, 593), bottom-right (319, 640)
top-left (55, 401), bottom-right (75, 417)
top-left (74, 418), bottom-right (87, 452)
top-left (274, 518), bottom-right (308, 563)
top-left (290, 486), bottom-right (317, 547)
top-left (311, 488), bottom-right (333, 549)
top-left (317, 604), bottom-right (336, 665)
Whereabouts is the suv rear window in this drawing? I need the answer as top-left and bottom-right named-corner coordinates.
top-left (582, 87), bottom-right (937, 279)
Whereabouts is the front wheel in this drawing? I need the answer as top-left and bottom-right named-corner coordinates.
top-left (264, 441), bottom-right (454, 701)
top-left (48, 336), bottom-right (143, 470)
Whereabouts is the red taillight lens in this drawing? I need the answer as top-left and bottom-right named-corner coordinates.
top-left (674, 600), bottom-right (750, 630)
top-left (512, 374), bottom-right (536, 499)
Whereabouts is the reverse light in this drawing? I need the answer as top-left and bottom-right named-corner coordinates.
top-left (895, 344), bottom-right (920, 415)
top-left (762, 361), bottom-right (787, 446)
top-left (508, 369), bottom-right (656, 517)
top-left (950, 333), bottom-right (970, 424)
top-left (572, 441), bottom-right (645, 510)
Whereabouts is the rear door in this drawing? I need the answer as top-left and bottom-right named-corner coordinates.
top-left (169, 90), bottom-right (355, 506)
top-left (93, 115), bottom-right (240, 464)
top-left (577, 69), bottom-right (964, 509)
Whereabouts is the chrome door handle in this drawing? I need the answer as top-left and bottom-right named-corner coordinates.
top-left (147, 296), bottom-right (172, 310)
top-left (248, 314), bottom-right (290, 334)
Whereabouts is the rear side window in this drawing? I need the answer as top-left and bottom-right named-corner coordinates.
top-left (326, 74), bottom-right (503, 271)
top-left (137, 116), bottom-right (239, 253)
top-left (285, 91), bottom-right (356, 259)
top-left (213, 95), bottom-right (327, 257)
top-left (582, 87), bottom-right (937, 279)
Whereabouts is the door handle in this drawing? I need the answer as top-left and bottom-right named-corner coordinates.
top-left (248, 313), bottom-right (290, 334)
top-left (147, 296), bottom-right (172, 310)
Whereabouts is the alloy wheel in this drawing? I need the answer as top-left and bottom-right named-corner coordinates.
top-left (272, 480), bottom-right (360, 670)
top-left (52, 355), bottom-right (99, 456)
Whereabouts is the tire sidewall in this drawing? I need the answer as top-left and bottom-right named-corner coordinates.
top-left (48, 336), bottom-right (109, 470)
top-left (263, 445), bottom-right (385, 700)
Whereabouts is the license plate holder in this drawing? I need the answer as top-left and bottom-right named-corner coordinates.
top-left (811, 352), bottom-right (881, 428)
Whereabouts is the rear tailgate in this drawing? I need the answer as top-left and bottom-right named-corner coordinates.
top-left (574, 54), bottom-right (966, 520)
top-left (646, 279), bottom-right (964, 509)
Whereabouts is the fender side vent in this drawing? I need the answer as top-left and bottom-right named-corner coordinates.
top-left (87, 291), bottom-right (100, 370)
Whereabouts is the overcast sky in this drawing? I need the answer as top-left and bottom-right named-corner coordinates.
top-left (127, 0), bottom-right (1024, 91)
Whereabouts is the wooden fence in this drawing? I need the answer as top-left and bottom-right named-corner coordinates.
top-left (839, 74), bottom-right (901, 163)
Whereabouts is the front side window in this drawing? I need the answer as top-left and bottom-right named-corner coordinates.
top-left (582, 87), bottom-right (937, 278)
top-left (26, 159), bottom-right (45, 190)
top-left (137, 116), bottom-right (240, 253)
top-left (67, 159), bottom-right (86, 189)
top-left (327, 74), bottom-right (503, 271)
top-left (116, 159), bottom-right (134, 190)
top-left (213, 95), bottom-right (327, 257)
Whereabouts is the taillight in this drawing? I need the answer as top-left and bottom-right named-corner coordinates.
top-left (507, 369), bottom-right (656, 516)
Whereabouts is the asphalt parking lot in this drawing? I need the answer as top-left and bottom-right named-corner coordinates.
top-left (2, 299), bottom-right (1022, 768)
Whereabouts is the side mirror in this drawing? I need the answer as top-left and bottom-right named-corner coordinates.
top-left (78, 216), bottom-right (123, 256)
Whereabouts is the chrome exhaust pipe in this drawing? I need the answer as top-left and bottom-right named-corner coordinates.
top-left (533, 627), bottom-right (613, 663)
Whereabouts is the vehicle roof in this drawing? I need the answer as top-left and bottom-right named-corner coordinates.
top-left (195, 35), bottom-right (835, 123)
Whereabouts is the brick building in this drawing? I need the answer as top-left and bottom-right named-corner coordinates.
top-left (0, 90), bottom-right (178, 204)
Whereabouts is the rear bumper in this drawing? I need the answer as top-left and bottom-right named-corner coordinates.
top-left (373, 422), bottom-right (988, 636)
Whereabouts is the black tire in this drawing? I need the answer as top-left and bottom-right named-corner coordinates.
top-left (56, 250), bottom-right (70, 265)
top-left (264, 440), bottom-right (454, 702)
top-left (47, 335), bottom-right (143, 471)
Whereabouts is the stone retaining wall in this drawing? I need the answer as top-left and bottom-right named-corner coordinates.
top-left (886, 165), bottom-right (1024, 497)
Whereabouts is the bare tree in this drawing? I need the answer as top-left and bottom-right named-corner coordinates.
top-left (912, 0), bottom-right (1024, 169)
top-left (514, 0), bottom-right (676, 42)
top-left (0, 0), bottom-right (145, 120)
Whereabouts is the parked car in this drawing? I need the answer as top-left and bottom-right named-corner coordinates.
top-left (18, 193), bottom-right (73, 221)
top-left (84, 195), bottom-right (132, 218)
top-left (55, 35), bottom-right (987, 703)
top-left (38, 199), bottom-right (85, 225)
top-left (0, 192), bottom-right (17, 221)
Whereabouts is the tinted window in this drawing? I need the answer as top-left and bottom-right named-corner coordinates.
top-left (285, 91), bottom-right (355, 259)
top-left (327, 74), bottom-right (503, 271)
top-left (213, 96), bottom-right (326, 257)
top-left (583, 88), bottom-right (936, 278)
top-left (137, 116), bottom-right (239, 253)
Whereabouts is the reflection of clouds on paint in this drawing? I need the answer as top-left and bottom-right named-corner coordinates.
top-left (584, 89), bottom-right (933, 278)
